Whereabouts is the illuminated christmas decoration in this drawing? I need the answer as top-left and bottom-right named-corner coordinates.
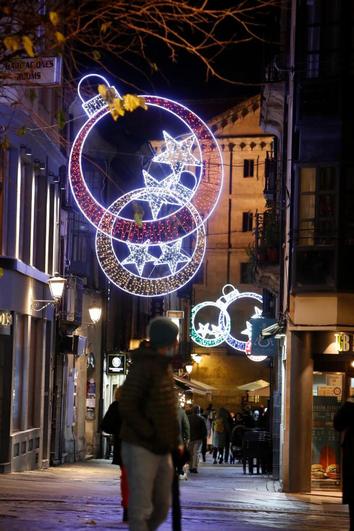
top-left (121, 242), bottom-right (156, 276)
top-left (68, 74), bottom-right (223, 297)
top-left (154, 241), bottom-right (189, 274)
top-left (152, 131), bottom-right (201, 174)
top-left (191, 285), bottom-right (267, 362)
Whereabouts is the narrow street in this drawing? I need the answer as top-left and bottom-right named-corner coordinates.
top-left (0, 458), bottom-right (349, 531)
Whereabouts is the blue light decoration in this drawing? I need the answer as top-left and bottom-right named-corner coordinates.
top-left (191, 284), bottom-right (268, 362)
top-left (68, 74), bottom-right (223, 297)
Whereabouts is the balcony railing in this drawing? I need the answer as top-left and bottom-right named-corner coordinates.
top-left (254, 210), bottom-right (280, 266)
top-left (264, 152), bottom-right (277, 202)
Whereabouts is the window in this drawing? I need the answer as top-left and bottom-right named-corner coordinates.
top-left (12, 315), bottom-right (25, 432)
top-left (27, 318), bottom-right (42, 429)
top-left (240, 262), bottom-right (253, 284)
top-left (242, 212), bottom-right (253, 232)
top-left (298, 166), bottom-right (336, 246)
top-left (0, 151), bottom-right (4, 253)
top-left (304, 0), bottom-right (341, 79)
top-left (243, 159), bottom-right (254, 178)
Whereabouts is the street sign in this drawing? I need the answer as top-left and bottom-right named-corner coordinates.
top-left (250, 317), bottom-right (276, 357)
top-left (1, 56), bottom-right (62, 85)
top-left (0, 310), bottom-right (12, 336)
top-left (167, 310), bottom-right (184, 319)
top-left (107, 353), bottom-right (126, 374)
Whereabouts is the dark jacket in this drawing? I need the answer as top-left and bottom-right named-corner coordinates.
top-left (333, 400), bottom-right (354, 504)
top-left (119, 347), bottom-right (179, 455)
top-left (178, 407), bottom-right (190, 444)
top-left (101, 400), bottom-right (122, 466)
top-left (188, 412), bottom-right (207, 441)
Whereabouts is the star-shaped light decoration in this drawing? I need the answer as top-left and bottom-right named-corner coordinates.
top-left (196, 322), bottom-right (210, 338)
top-left (241, 321), bottom-right (253, 339)
top-left (155, 241), bottom-right (189, 274)
top-left (141, 171), bottom-right (178, 219)
top-left (251, 307), bottom-right (262, 319)
top-left (153, 131), bottom-right (201, 174)
top-left (121, 242), bottom-right (156, 276)
top-left (241, 307), bottom-right (262, 337)
top-left (210, 324), bottom-right (223, 339)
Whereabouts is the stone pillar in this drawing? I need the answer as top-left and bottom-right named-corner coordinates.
top-left (282, 331), bottom-right (313, 492)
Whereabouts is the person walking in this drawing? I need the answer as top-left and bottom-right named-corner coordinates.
top-left (333, 399), bottom-right (354, 531)
top-left (119, 317), bottom-right (180, 531)
top-left (187, 405), bottom-right (207, 473)
top-left (177, 404), bottom-right (190, 479)
top-left (101, 386), bottom-right (129, 523)
top-left (200, 408), bottom-right (209, 462)
top-left (212, 409), bottom-right (228, 464)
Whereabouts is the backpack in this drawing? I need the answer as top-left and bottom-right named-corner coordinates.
top-left (100, 402), bottom-right (120, 434)
top-left (214, 418), bottom-right (224, 433)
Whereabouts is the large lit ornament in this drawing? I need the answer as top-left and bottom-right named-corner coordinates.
top-left (191, 285), bottom-right (267, 362)
top-left (69, 74), bottom-right (223, 297)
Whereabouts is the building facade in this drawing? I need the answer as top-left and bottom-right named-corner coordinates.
top-left (260, 0), bottom-right (354, 493)
top-left (189, 98), bottom-right (274, 411)
top-left (0, 84), bottom-right (65, 472)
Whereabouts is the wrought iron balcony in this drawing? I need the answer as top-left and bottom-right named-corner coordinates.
top-left (254, 210), bottom-right (280, 266)
top-left (264, 152), bottom-right (277, 203)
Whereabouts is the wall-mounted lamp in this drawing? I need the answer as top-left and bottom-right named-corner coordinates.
top-left (191, 353), bottom-right (202, 364)
top-left (185, 363), bottom-right (193, 375)
top-left (88, 306), bottom-right (102, 324)
top-left (39, 162), bottom-right (46, 171)
top-left (32, 273), bottom-right (66, 311)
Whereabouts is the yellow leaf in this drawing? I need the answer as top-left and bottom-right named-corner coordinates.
top-left (22, 36), bottom-right (34, 57)
top-left (112, 98), bottom-right (125, 117)
top-left (137, 96), bottom-right (148, 111)
top-left (49, 11), bottom-right (59, 26)
top-left (98, 84), bottom-right (107, 99)
top-left (92, 50), bottom-right (101, 61)
top-left (123, 94), bottom-right (147, 112)
top-left (3, 36), bottom-right (20, 53)
top-left (54, 31), bottom-right (65, 44)
top-left (100, 22), bottom-right (112, 34)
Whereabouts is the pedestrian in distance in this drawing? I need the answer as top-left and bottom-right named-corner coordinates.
top-left (176, 402), bottom-right (190, 479)
top-left (187, 405), bottom-right (207, 473)
top-left (333, 398), bottom-right (354, 531)
top-left (119, 317), bottom-right (181, 531)
top-left (200, 408), bottom-right (209, 462)
top-left (212, 408), bottom-right (229, 464)
top-left (100, 386), bottom-right (129, 523)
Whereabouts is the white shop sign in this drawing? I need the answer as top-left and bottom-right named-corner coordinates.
top-left (1, 56), bottom-right (62, 85)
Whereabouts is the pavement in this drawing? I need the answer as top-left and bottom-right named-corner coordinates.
top-left (0, 457), bottom-right (349, 531)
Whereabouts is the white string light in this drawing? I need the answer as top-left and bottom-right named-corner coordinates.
top-left (69, 75), bottom-right (223, 297)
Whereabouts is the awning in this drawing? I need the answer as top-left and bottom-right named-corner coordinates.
top-left (190, 379), bottom-right (216, 392)
top-left (173, 376), bottom-right (214, 396)
top-left (237, 379), bottom-right (269, 392)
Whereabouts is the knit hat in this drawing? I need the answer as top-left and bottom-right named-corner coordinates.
top-left (148, 317), bottom-right (179, 348)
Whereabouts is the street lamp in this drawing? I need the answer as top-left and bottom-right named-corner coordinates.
top-left (48, 274), bottom-right (66, 300)
top-left (185, 363), bottom-right (193, 375)
top-left (191, 353), bottom-right (202, 364)
top-left (88, 306), bottom-right (102, 324)
top-left (32, 273), bottom-right (66, 311)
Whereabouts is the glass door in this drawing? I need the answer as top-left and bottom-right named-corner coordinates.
top-left (311, 371), bottom-right (343, 491)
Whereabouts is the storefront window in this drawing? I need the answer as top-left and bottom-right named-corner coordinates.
top-left (312, 372), bottom-right (343, 490)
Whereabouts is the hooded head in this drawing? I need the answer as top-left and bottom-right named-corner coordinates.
top-left (148, 317), bottom-right (179, 353)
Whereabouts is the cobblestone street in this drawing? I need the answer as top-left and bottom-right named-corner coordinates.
top-left (0, 459), bottom-right (349, 531)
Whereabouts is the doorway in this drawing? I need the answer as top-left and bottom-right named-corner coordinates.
top-left (311, 357), bottom-right (354, 492)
